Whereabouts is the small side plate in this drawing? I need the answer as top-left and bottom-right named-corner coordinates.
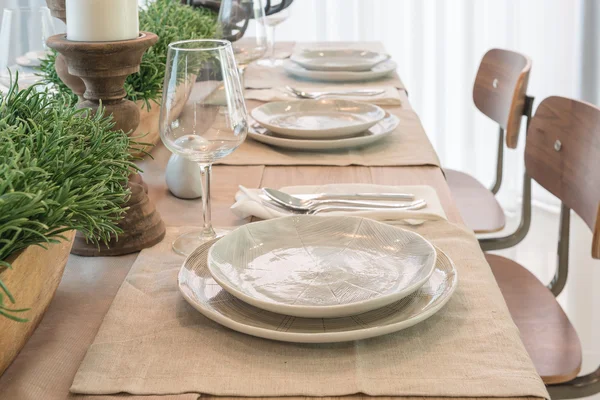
top-left (291, 49), bottom-right (390, 72)
top-left (251, 99), bottom-right (386, 139)
top-left (283, 59), bottom-right (397, 82)
top-left (207, 215), bottom-right (437, 318)
top-left (248, 113), bottom-right (399, 151)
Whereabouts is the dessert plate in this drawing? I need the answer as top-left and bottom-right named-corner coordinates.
top-left (207, 215), bottom-right (436, 318)
top-left (283, 59), bottom-right (397, 82)
top-left (290, 49), bottom-right (390, 72)
top-left (248, 113), bottom-right (399, 151)
top-left (179, 238), bottom-right (457, 343)
top-left (251, 99), bottom-right (385, 139)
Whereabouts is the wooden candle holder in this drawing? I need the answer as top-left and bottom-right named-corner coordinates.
top-left (45, 0), bottom-right (87, 100)
top-left (46, 33), bottom-right (166, 256)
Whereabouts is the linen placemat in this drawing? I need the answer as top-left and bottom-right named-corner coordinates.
top-left (215, 107), bottom-right (440, 167)
top-left (70, 222), bottom-right (548, 398)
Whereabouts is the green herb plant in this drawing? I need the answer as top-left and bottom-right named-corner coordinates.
top-left (0, 79), bottom-right (136, 322)
top-left (37, 0), bottom-right (218, 110)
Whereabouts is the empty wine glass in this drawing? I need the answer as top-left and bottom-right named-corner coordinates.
top-left (0, 7), bottom-right (58, 88)
top-left (217, 0), bottom-right (267, 73)
top-left (257, 0), bottom-right (293, 67)
top-left (159, 40), bottom-right (248, 256)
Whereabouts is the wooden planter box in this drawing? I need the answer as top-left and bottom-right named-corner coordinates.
top-left (0, 231), bottom-right (76, 375)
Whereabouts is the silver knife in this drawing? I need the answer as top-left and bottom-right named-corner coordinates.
top-left (261, 192), bottom-right (415, 201)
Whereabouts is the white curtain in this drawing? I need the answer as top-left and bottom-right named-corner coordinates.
top-left (276, 0), bottom-right (591, 212)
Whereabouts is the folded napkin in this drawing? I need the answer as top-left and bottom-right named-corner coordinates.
top-left (244, 86), bottom-right (403, 106)
top-left (231, 183), bottom-right (446, 225)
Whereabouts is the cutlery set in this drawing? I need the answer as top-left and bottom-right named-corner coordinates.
top-left (261, 187), bottom-right (426, 214)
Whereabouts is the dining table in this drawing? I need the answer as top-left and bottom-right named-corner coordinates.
top-left (0, 42), bottom-right (549, 400)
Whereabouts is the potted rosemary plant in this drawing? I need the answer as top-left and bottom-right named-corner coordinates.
top-left (0, 80), bottom-right (135, 374)
top-left (38, 0), bottom-right (218, 153)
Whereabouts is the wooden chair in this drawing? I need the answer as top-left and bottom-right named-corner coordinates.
top-left (446, 49), bottom-right (534, 248)
top-left (485, 96), bottom-right (600, 399)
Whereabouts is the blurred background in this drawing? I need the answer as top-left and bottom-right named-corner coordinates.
top-left (1, 1), bottom-right (599, 396)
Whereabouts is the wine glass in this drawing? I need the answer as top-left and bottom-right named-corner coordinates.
top-left (159, 40), bottom-right (248, 256)
top-left (0, 7), bottom-right (58, 88)
top-left (257, 0), bottom-right (293, 67)
top-left (217, 0), bottom-right (267, 73)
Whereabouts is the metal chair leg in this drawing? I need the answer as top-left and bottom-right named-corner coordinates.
top-left (490, 127), bottom-right (505, 195)
top-left (479, 95), bottom-right (535, 251)
top-left (547, 366), bottom-right (600, 399)
top-left (548, 203), bottom-right (571, 296)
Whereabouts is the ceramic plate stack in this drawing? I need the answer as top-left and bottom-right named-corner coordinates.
top-left (284, 48), bottom-right (397, 82)
top-left (249, 99), bottom-right (399, 150)
top-left (179, 215), bottom-right (458, 343)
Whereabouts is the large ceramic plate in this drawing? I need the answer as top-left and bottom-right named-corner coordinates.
top-left (251, 99), bottom-right (386, 139)
top-left (179, 238), bottom-right (457, 343)
top-left (207, 216), bottom-right (436, 318)
top-left (290, 49), bottom-right (390, 72)
top-left (248, 114), bottom-right (399, 151)
top-left (283, 59), bottom-right (397, 82)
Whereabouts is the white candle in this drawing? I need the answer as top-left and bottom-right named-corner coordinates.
top-left (66, 0), bottom-right (139, 42)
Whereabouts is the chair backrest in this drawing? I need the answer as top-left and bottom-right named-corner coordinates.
top-left (525, 96), bottom-right (600, 259)
top-left (473, 49), bottom-right (532, 149)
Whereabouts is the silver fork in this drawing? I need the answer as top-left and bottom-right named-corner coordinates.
top-left (285, 86), bottom-right (385, 99)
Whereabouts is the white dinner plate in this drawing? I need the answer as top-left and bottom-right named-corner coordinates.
top-left (251, 99), bottom-right (386, 139)
top-left (207, 216), bottom-right (437, 318)
top-left (248, 113), bottom-right (399, 151)
top-left (179, 238), bottom-right (457, 343)
top-left (283, 59), bottom-right (397, 82)
top-left (290, 49), bottom-right (390, 72)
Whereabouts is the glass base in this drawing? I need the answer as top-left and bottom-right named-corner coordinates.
top-left (172, 228), bottom-right (231, 257)
top-left (257, 58), bottom-right (285, 68)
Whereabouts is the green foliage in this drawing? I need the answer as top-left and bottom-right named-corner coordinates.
top-left (37, 0), bottom-right (218, 109)
top-left (0, 79), bottom-right (135, 321)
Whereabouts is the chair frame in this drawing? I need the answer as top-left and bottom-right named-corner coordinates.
top-left (546, 205), bottom-right (600, 399)
top-left (479, 94), bottom-right (535, 251)
top-left (487, 96), bottom-right (600, 398)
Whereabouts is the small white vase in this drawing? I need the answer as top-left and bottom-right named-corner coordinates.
top-left (165, 154), bottom-right (203, 199)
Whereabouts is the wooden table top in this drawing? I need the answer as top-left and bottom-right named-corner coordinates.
top-left (0, 42), bottom-right (542, 400)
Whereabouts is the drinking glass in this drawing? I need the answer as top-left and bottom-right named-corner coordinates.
top-left (257, 0), bottom-right (292, 67)
top-left (159, 40), bottom-right (248, 256)
top-left (217, 0), bottom-right (267, 73)
top-left (0, 7), bottom-right (58, 88)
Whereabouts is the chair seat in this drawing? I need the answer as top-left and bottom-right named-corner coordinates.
top-left (485, 253), bottom-right (582, 385)
top-left (445, 169), bottom-right (506, 233)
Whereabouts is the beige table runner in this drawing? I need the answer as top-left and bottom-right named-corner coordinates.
top-left (216, 106), bottom-right (440, 167)
top-left (70, 223), bottom-right (548, 399)
top-left (212, 42), bottom-right (440, 167)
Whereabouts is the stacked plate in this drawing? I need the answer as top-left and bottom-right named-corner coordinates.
top-left (249, 98), bottom-right (399, 150)
top-left (179, 215), bottom-right (458, 343)
top-left (284, 48), bottom-right (397, 82)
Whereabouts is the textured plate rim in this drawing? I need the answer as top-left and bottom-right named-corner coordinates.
top-left (283, 59), bottom-right (397, 82)
top-left (290, 49), bottom-right (390, 71)
top-left (178, 243), bottom-right (458, 343)
top-left (248, 113), bottom-right (399, 150)
top-left (206, 216), bottom-right (437, 318)
top-left (250, 99), bottom-right (386, 138)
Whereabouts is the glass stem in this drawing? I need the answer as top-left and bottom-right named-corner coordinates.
top-left (198, 163), bottom-right (216, 238)
top-left (266, 25), bottom-right (276, 64)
